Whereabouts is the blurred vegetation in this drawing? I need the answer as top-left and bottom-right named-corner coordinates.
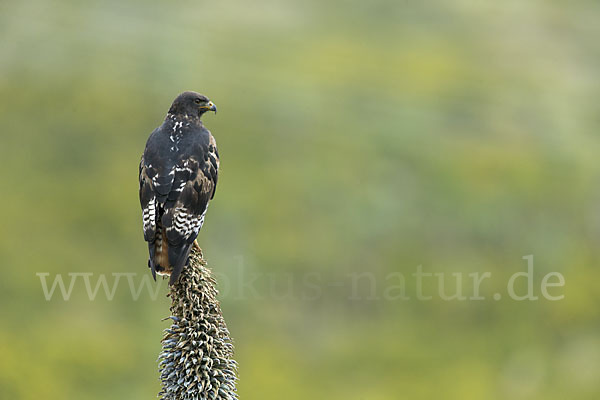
top-left (1, 0), bottom-right (599, 399)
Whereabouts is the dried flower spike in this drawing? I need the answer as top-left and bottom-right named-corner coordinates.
top-left (158, 244), bottom-right (238, 400)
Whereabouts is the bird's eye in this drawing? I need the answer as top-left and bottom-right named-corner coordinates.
top-left (195, 98), bottom-right (202, 104)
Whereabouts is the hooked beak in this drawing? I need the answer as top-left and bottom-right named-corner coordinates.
top-left (207, 101), bottom-right (217, 114)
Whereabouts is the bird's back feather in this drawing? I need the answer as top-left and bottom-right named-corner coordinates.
top-left (139, 115), bottom-right (218, 284)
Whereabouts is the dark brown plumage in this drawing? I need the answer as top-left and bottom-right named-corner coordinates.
top-left (139, 91), bottom-right (219, 285)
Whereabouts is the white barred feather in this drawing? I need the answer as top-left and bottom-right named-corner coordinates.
top-left (142, 196), bottom-right (156, 233)
top-left (166, 207), bottom-right (207, 240)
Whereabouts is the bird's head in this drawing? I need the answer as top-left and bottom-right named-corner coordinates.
top-left (168, 91), bottom-right (217, 118)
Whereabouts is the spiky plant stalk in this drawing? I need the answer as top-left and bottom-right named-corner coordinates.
top-left (158, 243), bottom-right (238, 400)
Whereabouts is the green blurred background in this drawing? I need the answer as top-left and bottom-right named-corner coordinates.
top-left (1, 0), bottom-right (599, 399)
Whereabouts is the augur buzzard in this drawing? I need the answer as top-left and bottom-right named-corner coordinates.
top-left (139, 91), bottom-right (219, 285)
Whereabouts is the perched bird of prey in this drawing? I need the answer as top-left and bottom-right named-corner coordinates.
top-left (139, 91), bottom-right (219, 285)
